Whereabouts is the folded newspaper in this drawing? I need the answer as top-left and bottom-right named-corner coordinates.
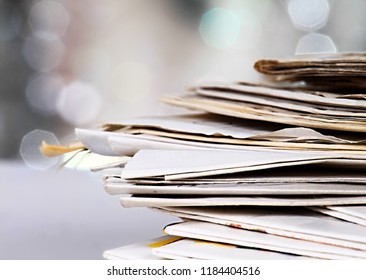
top-left (42, 53), bottom-right (366, 259)
top-left (254, 53), bottom-right (366, 92)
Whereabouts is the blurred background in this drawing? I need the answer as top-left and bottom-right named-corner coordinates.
top-left (2, 0), bottom-right (366, 161)
top-left (2, 0), bottom-right (366, 259)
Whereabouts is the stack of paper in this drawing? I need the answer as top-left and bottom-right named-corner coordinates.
top-left (254, 53), bottom-right (366, 92)
top-left (161, 81), bottom-right (366, 132)
top-left (43, 54), bottom-right (366, 259)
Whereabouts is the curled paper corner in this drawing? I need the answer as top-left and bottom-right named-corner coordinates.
top-left (39, 141), bottom-right (85, 157)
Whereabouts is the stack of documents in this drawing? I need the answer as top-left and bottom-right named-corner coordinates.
top-left (161, 81), bottom-right (366, 132)
top-left (254, 53), bottom-right (366, 92)
top-left (43, 54), bottom-right (366, 259)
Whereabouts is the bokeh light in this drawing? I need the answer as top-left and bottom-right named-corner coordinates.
top-left (25, 73), bottom-right (64, 116)
top-left (288, 0), bottom-right (329, 31)
top-left (3, 0), bottom-right (361, 161)
top-left (20, 129), bottom-right (60, 170)
top-left (199, 8), bottom-right (241, 49)
top-left (87, 0), bottom-right (128, 28)
top-left (71, 48), bottom-right (112, 86)
top-left (296, 32), bottom-right (337, 54)
top-left (56, 81), bottom-right (102, 126)
top-left (227, 0), bottom-right (265, 27)
top-left (232, 9), bottom-right (261, 51)
top-left (110, 62), bottom-right (152, 104)
top-left (28, 0), bottom-right (69, 41)
top-left (23, 35), bottom-right (65, 72)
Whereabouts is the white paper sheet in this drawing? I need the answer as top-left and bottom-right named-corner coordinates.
top-left (105, 179), bottom-right (366, 196)
top-left (121, 149), bottom-right (366, 180)
top-left (120, 195), bottom-right (366, 208)
top-left (103, 235), bottom-right (179, 260)
top-left (196, 88), bottom-right (366, 117)
top-left (161, 95), bottom-right (366, 132)
top-left (109, 113), bottom-right (366, 144)
top-left (309, 207), bottom-right (366, 227)
top-left (156, 206), bottom-right (366, 250)
top-left (117, 113), bottom-right (282, 139)
top-left (76, 117), bottom-right (366, 158)
top-left (164, 221), bottom-right (366, 259)
top-left (327, 205), bottom-right (366, 220)
top-left (192, 82), bottom-right (366, 109)
top-left (153, 236), bottom-right (308, 260)
top-left (119, 168), bottom-right (366, 185)
top-left (107, 133), bottom-right (277, 157)
top-left (75, 128), bottom-right (117, 156)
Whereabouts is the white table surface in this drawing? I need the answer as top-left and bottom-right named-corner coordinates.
top-left (0, 161), bottom-right (178, 259)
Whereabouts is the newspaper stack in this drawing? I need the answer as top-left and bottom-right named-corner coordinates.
top-left (44, 54), bottom-right (366, 259)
